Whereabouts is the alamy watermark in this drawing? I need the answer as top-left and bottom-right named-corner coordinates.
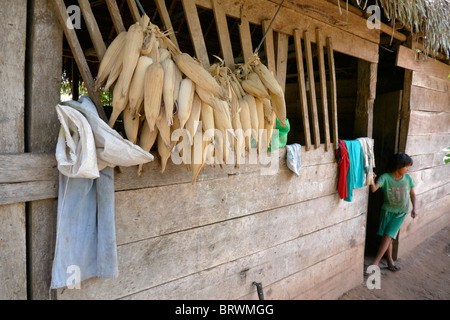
top-left (366, 265), bottom-right (381, 290)
top-left (66, 5), bottom-right (81, 30)
top-left (366, 5), bottom-right (381, 30)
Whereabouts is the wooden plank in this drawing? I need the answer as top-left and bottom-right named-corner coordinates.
top-left (303, 30), bottom-right (320, 148)
top-left (181, 0), bottom-right (210, 67)
top-left (77, 0), bottom-right (106, 60)
top-left (293, 29), bottom-right (311, 151)
top-left (211, 0), bottom-right (234, 69)
top-left (114, 162), bottom-right (340, 245)
top-left (128, 217), bottom-right (366, 300)
top-left (411, 71), bottom-right (449, 93)
top-left (0, 0), bottom-right (27, 299)
top-left (0, 180), bottom-right (58, 206)
top-left (105, 0), bottom-right (126, 34)
top-left (409, 85), bottom-right (450, 112)
top-left (410, 151), bottom-right (448, 172)
top-left (270, 0), bottom-right (379, 45)
top-left (52, 0), bottom-right (107, 121)
top-left (405, 134), bottom-right (449, 157)
top-left (276, 32), bottom-right (289, 92)
top-left (246, 244), bottom-right (364, 300)
top-left (195, 0), bottom-right (379, 63)
top-left (327, 37), bottom-right (339, 150)
top-left (262, 19), bottom-right (276, 75)
top-left (155, 0), bottom-right (179, 48)
top-left (396, 45), bottom-right (450, 80)
top-left (56, 195), bottom-right (367, 299)
top-left (126, 0), bottom-right (141, 22)
top-left (238, 6), bottom-right (254, 64)
top-left (408, 111), bottom-right (450, 135)
top-left (0, 154), bottom-right (57, 183)
top-left (315, 28), bottom-right (330, 151)
top-left (409, 164), bottom-right (450, 195)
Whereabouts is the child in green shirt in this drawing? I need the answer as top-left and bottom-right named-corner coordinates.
top-left (369, 152), bottom-right (417, 272)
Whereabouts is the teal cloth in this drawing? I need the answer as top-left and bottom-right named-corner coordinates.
top-left (343, 140), bottom-right (364, 202)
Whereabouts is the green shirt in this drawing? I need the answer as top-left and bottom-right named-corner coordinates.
top-left (377, 173), bottom-right (415, 213)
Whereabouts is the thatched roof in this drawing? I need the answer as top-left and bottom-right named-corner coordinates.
top-left (352, 0), bottom-right (450, 58)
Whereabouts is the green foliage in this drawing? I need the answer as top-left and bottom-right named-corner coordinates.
top-left (60, 70), bottom-right (112, 106)
top-left (444, 147), bottom-right (450, 164)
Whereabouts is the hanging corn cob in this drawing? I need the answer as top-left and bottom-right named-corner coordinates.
top-left (94, 14), bottom-right (287, 181)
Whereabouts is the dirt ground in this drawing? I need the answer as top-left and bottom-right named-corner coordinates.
top-left (339, 225), bottom-right (450, 300)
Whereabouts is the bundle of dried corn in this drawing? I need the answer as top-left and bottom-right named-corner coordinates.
top-left (95, 16), bottom-right (287, 183)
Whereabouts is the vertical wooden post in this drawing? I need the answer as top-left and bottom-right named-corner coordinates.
top-left (304, 30), bottom-right (320, 149)
top-left (212, 0), bottom-right (234, 69)
top-left (181, 0), bottom-right (210, 67)
top-left (262, 19), bottom-right (276, 75)
top-left (354, 60), bottom-right (377, 138)
top-left (26, 0), bottom-right (63, 300)
top-left (0, 0), bottom-right (28, 300)
top-left (326, 37), bottom-right (339, 150)
top-left (294, 29), bottom-right (311, 151)
top-left (238, 5), bottom-right (253, 64)
top-left (276, 32), bottom-right (289, 92)
top-left (315, 28), bottom-right (330, 151)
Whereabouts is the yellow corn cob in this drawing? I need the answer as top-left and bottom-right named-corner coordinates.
top-left (173, 52), bottom-right (227, 100)
top-left (128, 56), bottom-right (153, 119)
top-left (238, 97), bottom-right (252, 150)
top-left (144, 62), bottom-right (164, 131)
top-left (177, 78), bottom-right (195, 129)
top-left (158, 132), bottom-right (172, 173)
top-left (269, 91), bottom-right (287, 127)
top-left (161, 58), bottom-right (176, 125)
top-left (240, 72), bottom-right (270, 99)
top-left (120, 23), bottom-right (144, 96)
top-left (243, 94), bottom-right (259, 145)
top-left (137, 121), bottom-right (158, 175)
top-left (185, 93), bottom-right (202, 140)
top-left (95, 31), bottom-right (127, 91)
top-left (108, 74), bottom-right (129, 127)
top-left (156, 106), bottom-right (171, 147)
top-left (123, 104), bottom-right (140, 144)
top-left (252, 62), bottom-right (284, 97)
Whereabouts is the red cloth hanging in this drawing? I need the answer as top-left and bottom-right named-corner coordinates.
top-left (336, 140), bottom-right (349, 199)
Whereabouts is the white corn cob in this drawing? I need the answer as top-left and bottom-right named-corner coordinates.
top-left (161, 58), bottom-right (176, 125)
top-left (109, 74), bottom-right (129, 127)
top-left (255, 97), bottom-right (265, 152)
top-left (128, 56), bottom-right (153, 119)
top-left (173, 52), bottom-right (227, 100)
top-left (120, 23), bottom-right (144, 96)
top-left (200, 100), bottom-right (215, 137)
top-left (243, 94), bottom-right (259, 145)
top-left (123, 104), bottom-right (140, 144)
top-left (240, 72), bottom-right (270, 99)
top-left (144, 62), bottom-right (164, 131)
top-left (185, 93), bottom-right (202, 140)
top-left (177, 78), bottom-right (195, 129)
top-left (95, 31), bottom-right (127, 91)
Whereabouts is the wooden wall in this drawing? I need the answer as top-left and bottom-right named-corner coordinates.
top-left (396, 46), bottom-right (450, 257)
top-left (55, 147), bottom-right (368, 300)
top-left (0, 0), bottom-right (379, 300)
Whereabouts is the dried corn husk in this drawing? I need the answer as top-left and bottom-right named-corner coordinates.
top-left (177, 78), bottom-right (195, 129)
top-left (144, 62), bottom-right (164, 131)
top-left (128, 55), bottom-right (153, 118)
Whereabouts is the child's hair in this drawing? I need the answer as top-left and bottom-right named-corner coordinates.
top-left (387, 152), bottom-right (413, 172)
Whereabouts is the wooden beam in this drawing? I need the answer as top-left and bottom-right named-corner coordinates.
top-left (211, 0), bottom-right (234, 69)
top-left (315, 28), bottom-right (330, 151)
top-left (326, 37), bottom-right (339, 150)
top-left (276, 32), bottom-right (289, 92)
top-left (294, 29), bottom-right (311, 151)
top-left (78, 0), bottom-right (106, 60)
top-left (126, 0), bottom-right (141, 22)
top-left (105, 0), bottom-right (126, 34)
top-left (181, 0), bottom-right (210, 67)
top-left (238, 5), bottom-right (254, 64)
top-left (52, 0), bottom-right (107, 121)
top-left (155, 0), bottom-right (179, 48)
top-left (304, 30), bottom-right (320, 148)
top-left (354, 60), bottom-right (377, 138)
top-left (396, 45), bottom-right (450, 80)
top-left (262, 19), bottom-right (276, 75)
